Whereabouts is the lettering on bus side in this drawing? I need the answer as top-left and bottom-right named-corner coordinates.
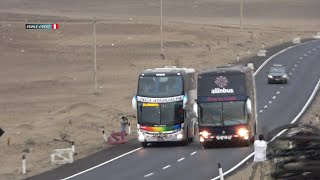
top-left (136, 95), bottom-right (184, 103)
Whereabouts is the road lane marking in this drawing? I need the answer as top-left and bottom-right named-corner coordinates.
top-left (308, 51), bottom-right (312, 53)
top-left (280, 86), bottom-right (284, 89)
top-left (269, 101), bottom-right (272, 104)
top-left (276, 91), bottom-right (280, 94)
top-left (292, 68), bottom-right (295, 71)
top-left (289, 72), bottom-right (293, 75)
top-left (190, 151), bottom-right (197, 156)
top-left (144, 173), bottom-right (154, 177)
top-left (264, 105), bottom-right (268, 108)
top-left (294, 64), bottom-right (298, 67)
top-left (304, 54), bottom-right (307, 56)
top-left (162, 165), bottom-right (171, 170)
top-left (299, 57), bottom-right (303, 59)
top-left (177, 157), bottom-right (185, 162)
top-left (61, 147), bottom-right (142, 180)
top-left (273, 96), bottom-right (276, 99)
top-left (259, 110), bottom-right (263, 113)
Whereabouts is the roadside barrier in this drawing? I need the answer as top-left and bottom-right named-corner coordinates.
top-left (218, 163), bottom-right (224, 180)
top-left (22, 155), bottom-right (26, 174)
top-left (257, 49), bottom-right (267, 57)
top-left (292, 37), bottom-right (301, 44)
top-left (50, 143), bottom-right (75, 165)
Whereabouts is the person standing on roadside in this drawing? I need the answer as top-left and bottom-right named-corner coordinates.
top-left (120, 116), bottom-right (129, 135)
top-left (249, 134), bottom-right (267, 180)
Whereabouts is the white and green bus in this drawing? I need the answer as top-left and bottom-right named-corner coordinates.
top-left (132, 66), bottom-right (197, 147)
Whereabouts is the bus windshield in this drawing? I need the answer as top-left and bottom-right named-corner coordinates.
top-left (138, 76), bottom-right (183, 97)
top-left (199, 101), bottom-right (247, 126)
top-left (137, 101), bottom-right (184, 125)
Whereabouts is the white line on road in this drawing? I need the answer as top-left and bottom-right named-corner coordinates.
top-left (264, 105), bottom-right (268, 108)
top-left (190, 151), bottom-right (197, 156)
top-left (294, 64), bottom-right (298, 67)
top-left (61, 147), bottom-right (142, 180)
top-left (269, 101), bottom-right (272, 104)
top-left (280, 86), bottom-right (284, 89)
top-left (299, 57), bottom-right (303, 59)
top-left (144, 173), bottom-right (154, 178)
top-left (272, 96), bottom-right (276, 99)
top-left (304, 54), bottom-right (307, 56)
top-left (177, 157), bottom-right (185, 162)
top-left (308, 51), bottom-right (312, 53)
top-left (259, 110), bottom-right (263, 113)
top-left (162, 165), bottom-right (171, 170)
top-left (276, 91), bottom-right (280, 94)
top-left (313, 48), bottom-right (317, 51)
top-left (289, 72), bottom-right (293, 75)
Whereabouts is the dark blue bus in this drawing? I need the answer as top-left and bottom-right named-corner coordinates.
top-left (195, 66), bottom-right (257, 148)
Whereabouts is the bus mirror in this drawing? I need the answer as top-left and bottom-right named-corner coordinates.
top-left (246, 98), bottom-right (252, 114)
top-left (132, 96), bottom-right (137, 110)
top-left (183, 95), bottom-right (188, 109)
top-left (193, 103), bottom-right (198, 118)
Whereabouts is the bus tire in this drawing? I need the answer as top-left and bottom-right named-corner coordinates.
top-left (202, 142), bottom-right (209, 149)
top-left (243, 139), bottom-right (250, 147)
top-left (141, 142), bottom-right (148, 148)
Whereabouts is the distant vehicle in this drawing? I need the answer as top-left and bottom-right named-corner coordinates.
top-left (132, 66), bottom-right (197, 147)
top-left (195, 66), bottom-right (257, 148)
top-left (268, 64), bottom-right (288, 84)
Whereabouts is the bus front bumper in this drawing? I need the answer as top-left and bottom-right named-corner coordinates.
top-left (138, 130), bottom-right (184, 142)
top-left (200, 134), bottom-right (249, 143)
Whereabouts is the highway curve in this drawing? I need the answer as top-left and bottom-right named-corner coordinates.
top-left (54, 40), bottom-right (320, 180)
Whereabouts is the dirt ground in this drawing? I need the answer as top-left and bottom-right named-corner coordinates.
top-left (0, 0), bottom-right (319, 180)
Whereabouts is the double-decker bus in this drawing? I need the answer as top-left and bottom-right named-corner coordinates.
top-left (132, 66), bottom-right (197, 147)
top-left (195, 66), bottom-right (257, 148)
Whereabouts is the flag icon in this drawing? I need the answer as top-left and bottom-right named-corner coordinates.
top-left (52, 24), bottom-right (59, 29)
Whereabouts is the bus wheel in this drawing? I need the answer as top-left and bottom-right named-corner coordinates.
top-left (141, 142), bottom-right (149, 148)
top-left (243, 140), bottom-right (250, 147)
top-left (202, 142), bottom-right (209, 149)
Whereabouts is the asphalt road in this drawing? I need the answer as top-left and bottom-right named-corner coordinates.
top-left (56, 40), bottom-right (320, 180)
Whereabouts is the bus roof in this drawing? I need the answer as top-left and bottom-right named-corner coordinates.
top-left (199, 66), bottom-right (252, 76)
top-left (141, 66), bottom-right (195, 76)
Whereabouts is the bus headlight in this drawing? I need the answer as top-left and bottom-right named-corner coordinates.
top-left (200, 131), bottom-right (211, 138)
top-left (237, 128), bottom-right (249, 137)
top-left (177, 133), bottom-right (183, 140)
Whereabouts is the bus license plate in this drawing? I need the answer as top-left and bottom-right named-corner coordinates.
top-left (216, 135), bottom-right (232, 140)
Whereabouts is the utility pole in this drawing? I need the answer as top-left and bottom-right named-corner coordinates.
top-left (240, 0), bottom-right (243, 31)
top-left (160, 0), bottom-right (164, 57)
top-left (93, 17), bottom-right (98, 94)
